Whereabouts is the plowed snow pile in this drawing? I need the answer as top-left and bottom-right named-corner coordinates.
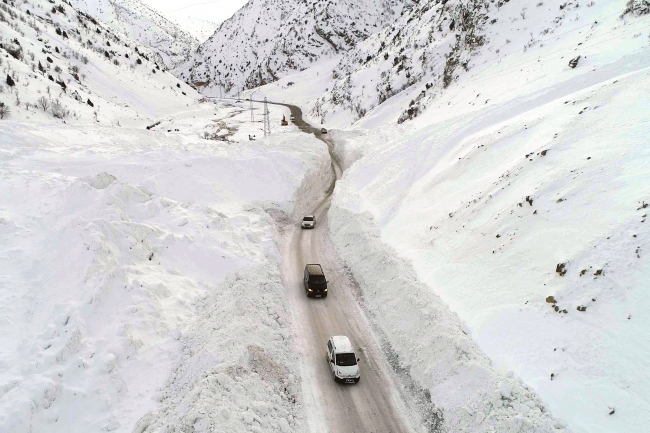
top-left (0, 101), bottom-right (330, 432)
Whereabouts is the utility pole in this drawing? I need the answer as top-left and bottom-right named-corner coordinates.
top-left (250, 90), bottom-right (257, 123)
top-left (263, 97), bottom-right (271, 137)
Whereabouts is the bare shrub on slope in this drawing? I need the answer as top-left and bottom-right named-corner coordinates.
top-left (0, 102), bottom-right (10, 119)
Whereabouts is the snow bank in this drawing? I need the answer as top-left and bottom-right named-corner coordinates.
top-left (329, 206), bottom-right (568, 433)
top-left (135, 231), bottom-right (305, 433)
top-left (0, 98), bottom-right (328, 432)
top-left (290, 141), bottom-right (334, 220)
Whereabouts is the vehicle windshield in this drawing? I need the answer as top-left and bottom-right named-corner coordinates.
top-left (303, 216), bottom-right (314, 221)
top-left (310, 275), bottom-right (326, 284)
top-left (336, 353), bottom-right (357, 366)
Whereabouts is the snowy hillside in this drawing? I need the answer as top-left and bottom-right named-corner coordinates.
top-left (0, 0), bottom-right (198, 125)
top-left (137, 0), bottom-right (248, 42)
top-left (175, 0), bottom-right (410, 95)
top-left (248, 1), bottom-right (650, 432)
top-left (0, 0), bottom-right (327, 431)
top-left (264, 0), bottom-right (648, 127)
top-left (313, 0), bottom-right (492, 124)
top-left (69, 0), bottom-right (198, 68)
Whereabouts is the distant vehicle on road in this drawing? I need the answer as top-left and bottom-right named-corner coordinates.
top-left (327, 336), bottom-right (360, 383)
top-left (301, 215), bottom-right (315, 229)
top-left (320, 128), bottom-right (327, 134)
top-left (304, 264), bottom-right (328, 297)
top-left (290, 115), bottom-right (296, 123)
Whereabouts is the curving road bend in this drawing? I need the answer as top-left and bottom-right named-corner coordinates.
top-left (271, 103), bottom-right (422, 433)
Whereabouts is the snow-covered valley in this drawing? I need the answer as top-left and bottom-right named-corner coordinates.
top-left (248, 0), bottom-right (650, 431)
top-left (0, 108), bottom-right (326, 432)
top-left (0, 1), bottom-right (323, 431)
top-left (1, 0), bottom-right (650, 432)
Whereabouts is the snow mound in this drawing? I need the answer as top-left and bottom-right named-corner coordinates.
top-left (135, 260), bottom-right (305, 433)
top-left (329, 206), bottom-right (569, 433)
top-left (85, 171), bottom-right (117, 189)
top-left (0, 96), bottom-right (329, 431)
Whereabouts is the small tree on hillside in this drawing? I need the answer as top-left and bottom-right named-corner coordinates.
top-left (38, 96), bottom-right (50, 111)
top-left (51, 99), bottom-right (70, 119)
top-left (0, 103), bottom-right (10, 119)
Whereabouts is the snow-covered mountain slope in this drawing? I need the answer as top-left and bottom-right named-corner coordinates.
top-left (248, 1), bottom-right (650, 432)
top-left (0, 1), bottom-right (328, 431)
top-left (137, 0), bottom-right (248, 42)
top-left (312, 0), bottom-right (491, 124)
top-left (330, 64), bottom-right (650, 433)
top-left (69, 0), bottom-right (198, 68)
top-left (175, 0), bottom-right (410, 95)
top-left (0, 0), bottom-right (199, 125)
top-left (263, 0), bottom-right (648, 127)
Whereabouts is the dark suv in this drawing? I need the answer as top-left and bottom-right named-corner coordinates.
top-left (304, 264), bottom-right (328, 297)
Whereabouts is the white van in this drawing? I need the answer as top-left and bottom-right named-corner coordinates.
top-left (326, 336), bottom-right (360, 383)
top-left (301, 215), bottom-right (315, 229)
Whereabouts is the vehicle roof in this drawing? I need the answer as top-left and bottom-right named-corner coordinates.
top-left (306, 264), bottom-right (323, 275)
top-left (331, 335), bottom-right (354, 353)
top-left (303, 215), bottom-right (314, 218)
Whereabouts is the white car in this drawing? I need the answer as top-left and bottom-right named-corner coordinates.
top-left (326, 336), bottom-right (360, 384)
top-left (301, 215), bottom-right (315, 229)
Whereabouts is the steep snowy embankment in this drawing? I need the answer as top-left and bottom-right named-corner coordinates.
top-left (326, 6), bottom-right (650, 433)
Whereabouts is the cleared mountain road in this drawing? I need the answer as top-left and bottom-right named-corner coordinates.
top-left (270, 102), bottom-right (423, 433)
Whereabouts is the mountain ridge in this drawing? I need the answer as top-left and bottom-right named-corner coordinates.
top-left (175, 0), bottom-right (411, 95)
top-left (69, 0), bottom-right (198, 68)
